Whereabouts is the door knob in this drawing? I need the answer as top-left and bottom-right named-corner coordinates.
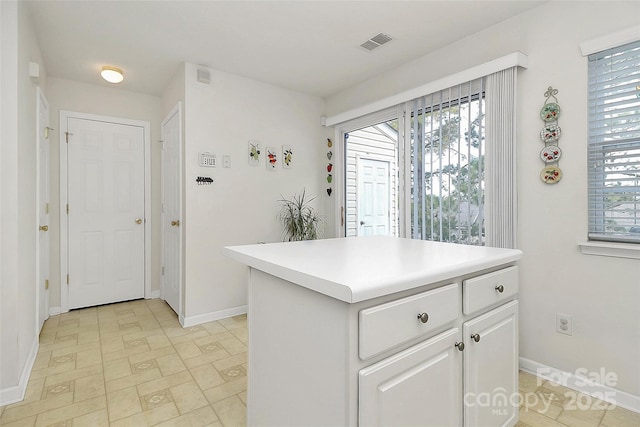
top-left (135, 218), bottom-right (143, 225)
top-left (39, 225), bottom-right (48, 231)
top-left (171, 220), bottom-right (180, 227)
top-left (495, 284), bottom-right (504, 293)
top-left (471, 333), bottom-right (481, 343)
top-left (360, 221), bottom-right (365, 225)
top-left (455, 342), bottom-right (465, 352)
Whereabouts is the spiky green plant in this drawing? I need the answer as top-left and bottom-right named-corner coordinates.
top-left (278, 190), bottom-right (322, 241)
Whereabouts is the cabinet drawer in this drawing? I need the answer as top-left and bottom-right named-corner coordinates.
top-left (463, 266), bottom-right (518, 315)
top-left (359, 283), bottom-right (459, 360)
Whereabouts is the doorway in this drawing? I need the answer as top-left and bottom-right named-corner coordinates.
top-left (344, 118), bottom-right (399, 237)
top-left (59, 111), bottom-right (151, 311)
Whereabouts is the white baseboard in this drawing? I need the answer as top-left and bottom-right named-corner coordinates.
top-left (181, 305), bottom-right (247, 328)
top-left (49, 306), bottom-right (61, 316)
top-left (0, 336), bottom-right (39, 407)
top-left (520, 357), bottom-right (640, 414)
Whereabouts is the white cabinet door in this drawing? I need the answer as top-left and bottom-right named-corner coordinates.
top-left (463, 301), bottom-right (518, 427)
top-left (359, 328), bottom-right (462, 427)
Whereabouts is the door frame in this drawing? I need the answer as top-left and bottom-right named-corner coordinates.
top-left (36, 87), bottom-right (49, 331)
top-left (355, 154), bottom-right (392, 236)
top-left (59, 110), bottom-right (151, 313)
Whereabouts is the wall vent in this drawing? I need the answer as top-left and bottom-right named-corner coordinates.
top-left (197, 68), bottom-right (211, 84)
top-left (360, 33), bottom-right (393, 51)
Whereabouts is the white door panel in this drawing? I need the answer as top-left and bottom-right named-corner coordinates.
top-left (67, 117), bottom-right (145, 309)
top-left (358, 158), bottom-right (391, 236)
top-left (161, 104), bottom-right (182, 316)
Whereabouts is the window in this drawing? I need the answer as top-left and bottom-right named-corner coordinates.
top-left (409, 80), bottom-right (485, 245)
top-left (588, 40), bottom-right (640, 244)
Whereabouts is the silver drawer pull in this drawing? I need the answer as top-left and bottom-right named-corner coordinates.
top-left (455, 342), bottom-right (465, 352)
top-left (471, 333), bottom-right (481, 343)
top-left (495, 284), bottom-right (505, 293)
top-left (417, 312), bottom-right (429, 324)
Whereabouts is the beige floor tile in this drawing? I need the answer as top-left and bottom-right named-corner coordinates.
top-left (212, 353), bottom-right (247, 372)
top-left (218, 337), bottom-right (247, 356)
top-left (109, 402), bottom-right (180, 427)
top-left (0, 414), bottom-right (37, 426)
top-left (74, 373), bottom-right (106, 402)
top-left (517, 406), bottom-right (570, 427)
top-left (75, 348), bottom-right (102, 369)
top-left (42, 364), bottom-right (103, 388)
top-left (28, 362), bottom-right (77, 381)
top-left (153, 405), bottom-right (219, 427)
top-left (201, 321), bottom-right (228, 335)
top-left (238, 391), bottom-right (247, 405)
top-left (135, 370), bottom-right (193, 397)
top-left (100, 336), bottom-right (125, 354)
top-left (105, 366), bottom-right (163, 393)
top-left (170, 381), bottom-right (209, 414)
top-left (101, 344), bottom-right (152, 363)
top-left (128, 346), bottom-right (176, 365)
top-left (230, 327), bottom-right (248, 344)
top-left (33, 396), bottom-right (106, 427)
top-left (103, 357), bottom-right (132, 382)
top-left (520, 391), bottom-right (563, 419)
top-left (170, 330), bottom-right (211, 345)
top-left (519, 370), bottom-right (542, 393)
top-left (203, 378), bottom-right (247, 404)
top-left (182, 347), bottom-right (232, 370)
top-left (71, 408), bottom-right (109, 427)
top-left (31, 352), bottom-right (51, 371)
top-left (156, 353), bottom-right (188, 376)
top-left (557, 406), bottom-right (606, 427)
top-left (600, 405), bottom-right (640, 426)
top-left (211, 395), bottom-right (246, 427)
top-left (106, 386), bottom-right (142, 422)
top-left (174, 341), bottom-right (204, 360)
top-left (189, 363), bottom-right (226, 391)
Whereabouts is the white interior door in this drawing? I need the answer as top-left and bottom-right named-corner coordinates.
top-left (358, 158), bottom-right (391, 236)
top-left (161, 104), bottom-right (182, 316)
top-left (36, 88), bottom-right (50, 331)
top-left (66, 116), bottom-right (145, 309)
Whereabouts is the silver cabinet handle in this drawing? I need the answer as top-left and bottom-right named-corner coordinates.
top-left (455, 342), bottom-right (465, 351)
top-left (495, 284), bottom-right (504, 293)
top-left (417, 313), bottom-right (429, 324)
top-left (471, 333), bottom-right (481, 343)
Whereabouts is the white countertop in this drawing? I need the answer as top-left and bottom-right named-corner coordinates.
top-left (224, 236), bottom-right (522, 303)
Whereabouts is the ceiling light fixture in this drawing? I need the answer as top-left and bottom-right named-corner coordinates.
top-left (101, 66), bottom-right (124, 83)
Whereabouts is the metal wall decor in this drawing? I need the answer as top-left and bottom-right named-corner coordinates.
top-left (539, 86), bottom-right (563, 184)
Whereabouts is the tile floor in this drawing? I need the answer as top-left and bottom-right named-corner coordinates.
top-left (1, 299), bottom-right (639, 427)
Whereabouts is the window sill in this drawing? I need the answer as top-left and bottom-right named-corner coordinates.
top-left (578, 241), bottom-right (640, 260)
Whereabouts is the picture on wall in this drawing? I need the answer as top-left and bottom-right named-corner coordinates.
top-left (248, 140), bottom-right (261, 166)
top-left (282, 145), bottom-right (293, 169)
top-left (266, 146), bottom-right (278, 170)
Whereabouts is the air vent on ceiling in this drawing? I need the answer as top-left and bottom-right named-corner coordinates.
top-left (360, 33), bottom-right (393, 51)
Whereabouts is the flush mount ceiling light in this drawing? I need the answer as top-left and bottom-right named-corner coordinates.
top-left (101, 66), bottom-right (124, 83)
top-left (360, 33), bottom-right (393, 52)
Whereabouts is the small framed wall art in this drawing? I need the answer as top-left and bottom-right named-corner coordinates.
top-left (248, 140), bottom-right (261, 166)
top-left (266, 146), bottom-right (278, 170)
top-left (282, 145), bottom-right (293, 169)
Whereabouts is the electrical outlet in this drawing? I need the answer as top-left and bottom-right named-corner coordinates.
top-left (556, 313), bottom-right (573, 336)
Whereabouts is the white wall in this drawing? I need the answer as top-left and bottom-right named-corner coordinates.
top-left (325, 1), bottom-right (640, 398)
top-left (0, 0), bottom-right (45, 403)
top-left (180, 63), bottom-right (329, 322)
top-left (46, 78), bottom-right (163, 309)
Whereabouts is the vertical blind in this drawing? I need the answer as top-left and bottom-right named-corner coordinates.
top-left (588, 40), bottom-right (640, 243)
top-left (409, 79), bottom-right (485, 245)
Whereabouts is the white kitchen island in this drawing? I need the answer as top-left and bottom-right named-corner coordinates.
top-left (224, 236), bottom-right (523, 427)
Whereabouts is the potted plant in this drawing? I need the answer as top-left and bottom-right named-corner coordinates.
top-left (278, 189), bottom-right (322, 241)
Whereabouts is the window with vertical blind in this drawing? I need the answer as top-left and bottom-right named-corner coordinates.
top-left (408, 79), bottom-right (486, 245)
top-left (588, 40), bottom-right (640, 243)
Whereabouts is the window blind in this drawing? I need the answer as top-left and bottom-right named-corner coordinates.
top-left (588, 40), bottom-right (640, 243)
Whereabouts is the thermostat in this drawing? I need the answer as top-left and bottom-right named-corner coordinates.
top-left (199, 152), bottom-right (216, 167)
